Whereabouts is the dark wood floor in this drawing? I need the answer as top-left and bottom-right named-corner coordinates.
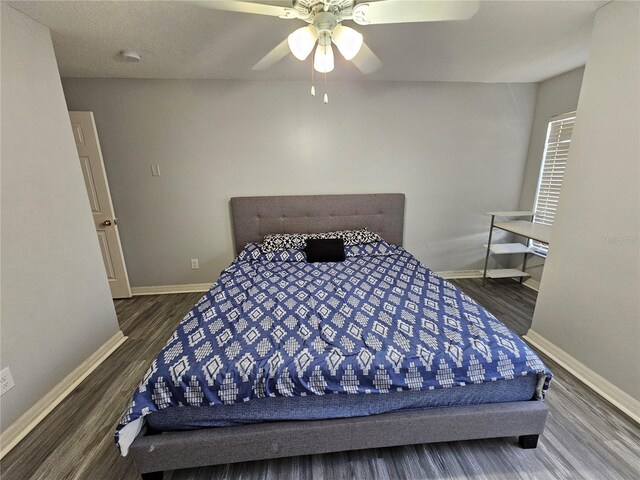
top-left (2, 280), bottom-right (639, 480)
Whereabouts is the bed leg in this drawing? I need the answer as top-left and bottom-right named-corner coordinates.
top-left (141, 472), bottom-right (163, 480)
top-left (519, 434), bottom-right (539, 449)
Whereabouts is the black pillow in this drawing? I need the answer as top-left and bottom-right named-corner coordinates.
top-left (305, 238), bottom-right (346, 263)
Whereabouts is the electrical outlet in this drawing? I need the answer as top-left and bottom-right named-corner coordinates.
top-left (191, 258), bottom-right (199, 269)
top-left (151, 164), bottom-right (161, 176)
top-left (1, 367), bottom-right (15, 396)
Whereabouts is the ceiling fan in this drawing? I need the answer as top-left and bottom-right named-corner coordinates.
top-left (197, 0), bottom-right (480, 75)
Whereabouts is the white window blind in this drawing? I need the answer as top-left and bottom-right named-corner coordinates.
top-left (532, 111), bottom-right (576, 254)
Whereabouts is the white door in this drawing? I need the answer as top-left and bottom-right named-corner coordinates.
top-left (69, 111), bottom-right (132, 299)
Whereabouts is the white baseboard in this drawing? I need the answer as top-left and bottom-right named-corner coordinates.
top-left (435, 269), bottom-right (483, 279)
top-left (131, 283), bottom-right (212, 296)
top-left (523, 278), bottom-right (540, 291)
top-left (0, 330), bottom-right (128, 459)
top-left (524, 330), bottom-right (640, 425)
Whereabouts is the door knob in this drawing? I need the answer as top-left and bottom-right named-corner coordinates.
top-left (102, 220), bottom-right (112, 226)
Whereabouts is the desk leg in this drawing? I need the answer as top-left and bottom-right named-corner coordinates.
top-left (483, 215), bottom-right (495, 285)
top-left (521, 252), bottom-right (528, 284)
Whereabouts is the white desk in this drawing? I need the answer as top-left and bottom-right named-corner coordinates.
top-left (483, 212), bottom-right (551, 281)
top-left (493, 221), bottom-right (552, 244)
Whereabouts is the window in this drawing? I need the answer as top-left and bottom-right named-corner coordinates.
top-left (531, 111), bottom-right (576, 255)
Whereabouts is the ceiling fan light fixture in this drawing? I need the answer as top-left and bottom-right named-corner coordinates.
top-left (332, 25), bottom-right (363, 60)
top-left (313, 43), bottom-right (334, 73)
top-left (288, 25), bottom-right (317, 61)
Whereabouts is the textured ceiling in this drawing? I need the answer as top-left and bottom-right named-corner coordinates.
top-left (8, 0), bottom-right (605, 82)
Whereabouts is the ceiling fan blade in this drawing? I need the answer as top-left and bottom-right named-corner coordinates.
top-left (352, 0), bottom-right (479, 25)
top-left (252, 38), bottom-right (291, 70)
top-left (195, 1), bottom-right (298, 19)
top-left (351, 42), bottom-right (382, 74)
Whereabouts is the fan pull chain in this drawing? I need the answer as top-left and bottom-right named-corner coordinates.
top-left (310, 56), bottom-right (316, 97)
top-left (324, 72), bottom-right (328, 104)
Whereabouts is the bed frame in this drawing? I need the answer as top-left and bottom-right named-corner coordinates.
top-left (129, 193), bottom-right (548, 479)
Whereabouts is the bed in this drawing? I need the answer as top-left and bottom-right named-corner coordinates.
top-left (121, 193), bottom-right (551, 480)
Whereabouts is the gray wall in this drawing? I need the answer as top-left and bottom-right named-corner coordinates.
top-left (515, 67), bottom-right (585, 284)
top-left (531, 1), bottom-right (640, 400)
top-left (62, 79), bottom-right (537, 287)
top-left (519, 67), bottom-right (585, 212)
top-left (0, 5), bottom-right (121, 430)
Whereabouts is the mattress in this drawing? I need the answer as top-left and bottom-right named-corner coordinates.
top-left (146, 375), bottom-right (537, 431)
top-left (116, 240), bottom-right (552, 456)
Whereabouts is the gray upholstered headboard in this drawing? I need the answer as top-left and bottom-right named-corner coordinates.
top-left (230, 194), bottom-right (405, 254)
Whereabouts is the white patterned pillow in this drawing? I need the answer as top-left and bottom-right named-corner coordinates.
top-left (262, 229), bottom-right (380, 253)
top-left (306, 229), bottom-right (380, 246)
top-left (261, 233), bottom-right (307, 252)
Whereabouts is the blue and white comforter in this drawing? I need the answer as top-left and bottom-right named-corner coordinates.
top-left (116, 241), bottom-right (551, 455)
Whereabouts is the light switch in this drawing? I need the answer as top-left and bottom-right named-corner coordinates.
top-left (151, 164), bottom-right (161, 176)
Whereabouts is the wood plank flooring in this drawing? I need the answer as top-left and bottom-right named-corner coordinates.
top-left (0, 293), bottom-right (203, 480)
top-left (2, 281), bottom-right (639, 480)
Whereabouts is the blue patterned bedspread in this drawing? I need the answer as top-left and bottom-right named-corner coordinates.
top-left (116, 241), bottom-right (551, 455)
